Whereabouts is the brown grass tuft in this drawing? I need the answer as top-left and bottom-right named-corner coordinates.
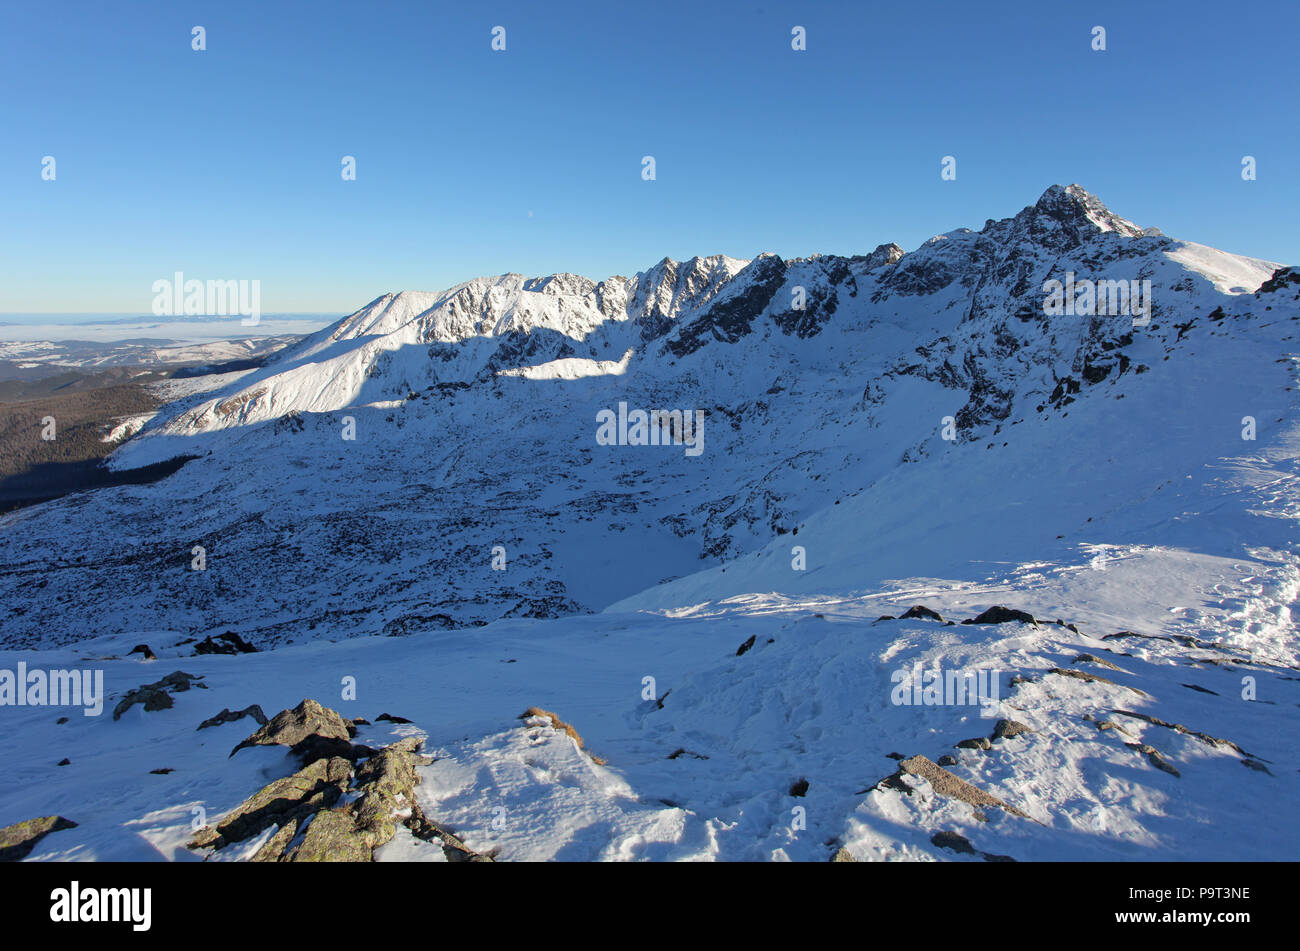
top-left (520, 707), bottom-right (607, 765)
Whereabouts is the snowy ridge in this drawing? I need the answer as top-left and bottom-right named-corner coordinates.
top-left (1, 186), bottom-right (1298, 862)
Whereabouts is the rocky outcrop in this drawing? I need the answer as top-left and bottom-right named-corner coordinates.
top-left (992, 719), bottom-right (1033, 741)
top-left (1072, 653), bottom-right (1121, 671)
top-left (112, 671), bottom-right (207, 720)
top-left (1047, 667), bottom-right (1148, 697)
top-left (962, 606), bottom-right (1038, 627)
top-left (867, 754), bottom-right (1032, 820)
top-left (229, 698), bottom-right (365, 762)
top-left (194, 631), bottom-right (258, 655)
top-left (192, 702), bottom-right (489, 862)
top-left (900, 605), bottom-right (945, 622)
top-left (1126, 743), bottom-right (1181, 778)
top-left (197, 704), bottom-right (268, 731)
top-left (190, 755), bottom-right (353, 854)
top-left (0, 815), bottom-right (78, 861)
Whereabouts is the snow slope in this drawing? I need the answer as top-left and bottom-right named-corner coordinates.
top-left (1, 185), bottom-right (1297, 861)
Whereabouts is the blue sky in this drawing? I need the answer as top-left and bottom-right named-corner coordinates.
top-left (2, 0), bottom-right (1296, 314)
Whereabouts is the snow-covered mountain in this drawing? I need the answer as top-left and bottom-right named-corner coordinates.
top-left (0, 184), bottom-right (1289, 644)
top-left (2, 185), bottom-right (1298, 862)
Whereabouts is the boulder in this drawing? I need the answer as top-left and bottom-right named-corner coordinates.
top-left (229, 698), bottom-right (354, 760)
top-left (194, 631), bottom-right (258, 655)
top-left (900, 605), bottom-right (945, 622)
top-left (112, 671), bottom-right (207, 720)
top-left (992, 719), bottom-right (1033, 741)
top-left (962, 606), bottom-right (1038, 626)
top-left (0, 816), bottom-right (78, 861)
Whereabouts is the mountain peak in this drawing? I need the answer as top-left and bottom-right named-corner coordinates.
top-left (1031, 184), bottom-right (1145, 238)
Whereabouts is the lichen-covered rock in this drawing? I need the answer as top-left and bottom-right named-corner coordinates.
top-left (190, 755), bottom-right (353, 851)
top-left (0, 815), bottom-right (78, 861)
top-left (193, 703), bottom-right (489, 863)
top-left (229, 698), bottom-right (354, 760)
top-left (286, 809), bottom-right (374, 863)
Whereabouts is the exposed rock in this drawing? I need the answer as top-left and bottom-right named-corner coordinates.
top-left (830, 846), bottom-right (857, 862)
top-left (196, 735), bottom-right (484, 863)
top-left (197, 704), bottom-right (268, 731)
top-left (150, 768), bottom-right (174, 774)
top-left (962, 606), bottom-right (1038, 627)
top-left (869, 754), bottom-right (1031, 819)
top-left (190, 755), bottom-right (353, 851)
top-left (992, 719), bottom-right (1033, 741)
top-left (1090, 718), bottom-right (1132, 737)
top-left (194, 631), bottom-right (259, 655)
top-left (900, 605), bottom-right (945, 622)
top-left (1111, 709), bottom-right (1254, 757)
top-left (346, 737), bottom-right (429, 846)
top-left (936, 754), bottom-right (959, 766)
top-left (1047, 667), bottom-right (1148, 696)
top-left (286, 808), bottom-right (373, 862)
top-left (292, 734), bottom-right (376, 764)
top-left (375, 712), bottom-right (413, 724)
top-left (1103, 630), bottom-right (1207, 647)
top-left (1126, 743), bottom-right (1181, 777)
top-left (667, 748), bottom-right (708, 760)
top-left (957, 737), bottom-right (992, 750)
top-left (0, 815), bottom-right (78, 861)
top-left (127, 644), bottom-right (157, 660)
top-left (1072, 653), bottom-right (1121, 671)
top-left (112, 671), bottom-right (207, 720)
top-left (405, 801), bottom-right (494, 862)
top-left (931, 830), bottom-right (976, 854)
top-left (1241, 759), bottom-right (1273, 775)
top-left (230, 698), bottom-right (356, 762)
top-left (56, 758), bottom-right (70, 766)
top-left (789, 778), bottom-right (809, 797)
top-left (735, 634), bottom-right (757, 656)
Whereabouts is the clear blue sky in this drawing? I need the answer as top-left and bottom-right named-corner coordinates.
top-left (2, 0), bottom-right (1296, 314)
